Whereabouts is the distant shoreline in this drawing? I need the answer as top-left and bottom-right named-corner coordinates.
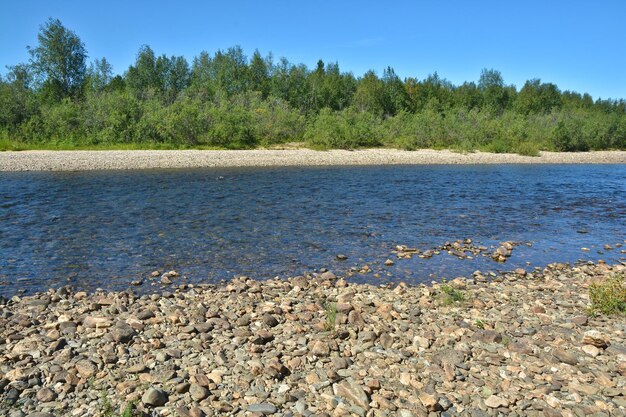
top-left (1, 149), bottom-right (625, 171)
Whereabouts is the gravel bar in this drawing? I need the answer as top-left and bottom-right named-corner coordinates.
top-left (1, 149), bottom-right (625, 171)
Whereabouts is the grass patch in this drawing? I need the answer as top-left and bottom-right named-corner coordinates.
top-left (323, 302), bottom-right (338, 331)
top-left (474, 319), bottom-right (486, 329)
top-left (439, 279), bottom-right (466, 305)
top-left (589, 274), bottom-right (626, 315)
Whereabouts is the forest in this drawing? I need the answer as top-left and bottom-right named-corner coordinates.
top-left (1, 18), bottom-right (625, 153)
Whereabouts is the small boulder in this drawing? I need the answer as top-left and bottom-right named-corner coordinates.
top-left (142, 386), bottom-right (168, 407)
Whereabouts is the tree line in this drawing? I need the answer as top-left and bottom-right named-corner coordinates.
top-left (1, 18), bottom-right (625, 153)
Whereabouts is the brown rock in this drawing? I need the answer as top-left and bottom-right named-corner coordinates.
top-left (333, 379), bottom-right (370, 411)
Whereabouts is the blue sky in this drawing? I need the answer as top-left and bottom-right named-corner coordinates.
top-left (1, 0), bottom-right (625, 100)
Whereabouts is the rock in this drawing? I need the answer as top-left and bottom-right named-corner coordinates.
top-left (582, 330), bottom-right (609, 348)
top-left (552, 348), bottom-right (578, 365)
top-left (247, 403), bottom-right (277, 414)
top-left (311, 340), bottom-right (330, 356)
top-left (110, 323), bottom-right (136, 343)
top-left (83, 316), bottom-right (112, 328)
top-left (189, 383), bottom-right (210, 401)
top-left (514, 268), bottom-right (526, 276)
top-left (485, 395), bottom-right (509, 408)
top-left (384, 259), bottom-right (394, 266)
top-left (333, 379), bottom-right (370, 411)
top-left (35, 387), bottom-right (56, 402)
top-left (127, 363), bottom-right (147, 373)
top-left (75, 359), bottom-right (97, 378)
top-left (418, 392), bottom-right (440, 411)
top-left (471, 330), bottom-right (502, 344)
top-left (336, 254), bottom-right (348, 261)
top-left (262, 313), bottom-right (279, 327)
top-left (321, 271), bottom-right (336, 280)
top-left (582, 345), bottom-right (601, 357)
top-left (27, 414), bottom-right (55, 417)
top-left (142, 386), bottom-right (168, 407)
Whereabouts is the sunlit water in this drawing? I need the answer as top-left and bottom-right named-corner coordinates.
top-left (1, 164), bottom-right (624, 296)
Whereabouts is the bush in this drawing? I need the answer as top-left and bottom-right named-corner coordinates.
top-left (305, 108), bottom-right (381, 149)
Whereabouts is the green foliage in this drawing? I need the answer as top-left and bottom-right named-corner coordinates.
top-left (305, 108), bottom-right (381, 149)
top-left (589, 274), bottom-right (626, 315)
top-left (119, 402), bottom-right (136, 417)
top-left (1, 18), bottom-right (625, 151)
top-left (323, 302), bottom-right (338, 331)
top-left (28, 18), bottom-right (87, 100)
top-left (439, 279), bottom-right (466, 305)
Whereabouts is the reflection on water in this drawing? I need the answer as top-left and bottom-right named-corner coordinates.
top-left (1, 164), bottom-right (625, 295)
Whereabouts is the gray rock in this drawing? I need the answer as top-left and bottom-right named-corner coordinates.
top-left (189, 383), bottom-right (210, 401)
top-left (247, 403), bottom-right (278, 414)
top-left (263, 313), bottom-right (279, 327)
top-left (142, 386), bottom-right (168, 406)
top-left (110, 323), bottom-right (135, 343)
top-left (35, 387), bottom-right (56, 402)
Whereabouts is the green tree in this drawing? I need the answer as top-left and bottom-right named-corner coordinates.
top-left (478, 68), bottom-right (510, 113)
top-left (515, 79), bottom-right (562, 114)
top-left (381, 66), bottom-right (409, 116)
top-left (0, 64), bottom-right (36, 127)
top-left (28, 18), bottom-right (87, 100)
top-left (353, 70), bottom-right (385, 115)
top-left (248, 50), bottom-right (271, 99)
top-left (189, 51), bottom-right (217, 101)
top-left (87, 57), bottom-right (113, 93)
top-left (126, 45), bottom-right (161, 99)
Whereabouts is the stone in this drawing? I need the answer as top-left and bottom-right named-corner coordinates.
top-left (110, 323), bottom-right (136, 343)
top-left (262, 313), bottom-right (279, 327)
top-left (471, 330), bottom-right (502, 344)
top-left (571, 315), bottom-right (588, 326)
top-left (189, 383), bottom-right (210, 401)
top-left (321, 271), bottom-right (336, 280)
top-left (552, 348), bottom-right (578, 365)
top-left (582, 345), bottom-right (601, 357)
top-left (311, 340), bottom-right (330, 356)
top-left (127, 363), bottom-right (147, 373)
top-left (247, 403), bottom-right (277, 414)
top-left (333, 379), bottom-right (370, 411)
top-left (418, 392), bottom-right (440, 411)
top-left (35, 387), bottom-right (56, 402)
top-left (83, 316), bottom-right (112, 328)
top-left (75, 359), bottom-right (97, 379)
top-left (142, 386), bottom-right (168, 406)
top-left (582, 330), bottom-right (609, 348)
top-left (484, 395), bottom-right (509, 408)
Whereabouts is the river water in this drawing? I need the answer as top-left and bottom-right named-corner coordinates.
top-left (1, 164), bottom-right (624, 296)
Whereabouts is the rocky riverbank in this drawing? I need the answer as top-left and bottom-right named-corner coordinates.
top-left (1, 149), bottom-right (625, 171)
top-left (0, 262), bottom-right (624, 417)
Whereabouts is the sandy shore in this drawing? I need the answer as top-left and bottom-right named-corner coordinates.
top-left (1, 149), bottom-right (625, 171)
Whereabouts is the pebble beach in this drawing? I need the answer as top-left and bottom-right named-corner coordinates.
top-left (0, 262), bottom-right (624, 417)
top-left (1, 149), bottom-right (625, 171)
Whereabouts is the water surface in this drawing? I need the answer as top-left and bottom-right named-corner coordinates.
top-left (1, 164), bottom-right (624, 296)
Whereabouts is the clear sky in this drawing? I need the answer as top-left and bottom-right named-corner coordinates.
top-left (1, 0), bottom-right (625, 100)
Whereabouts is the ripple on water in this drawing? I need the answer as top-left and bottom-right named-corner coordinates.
top-left (0, 164), bottom-right (625, 295)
